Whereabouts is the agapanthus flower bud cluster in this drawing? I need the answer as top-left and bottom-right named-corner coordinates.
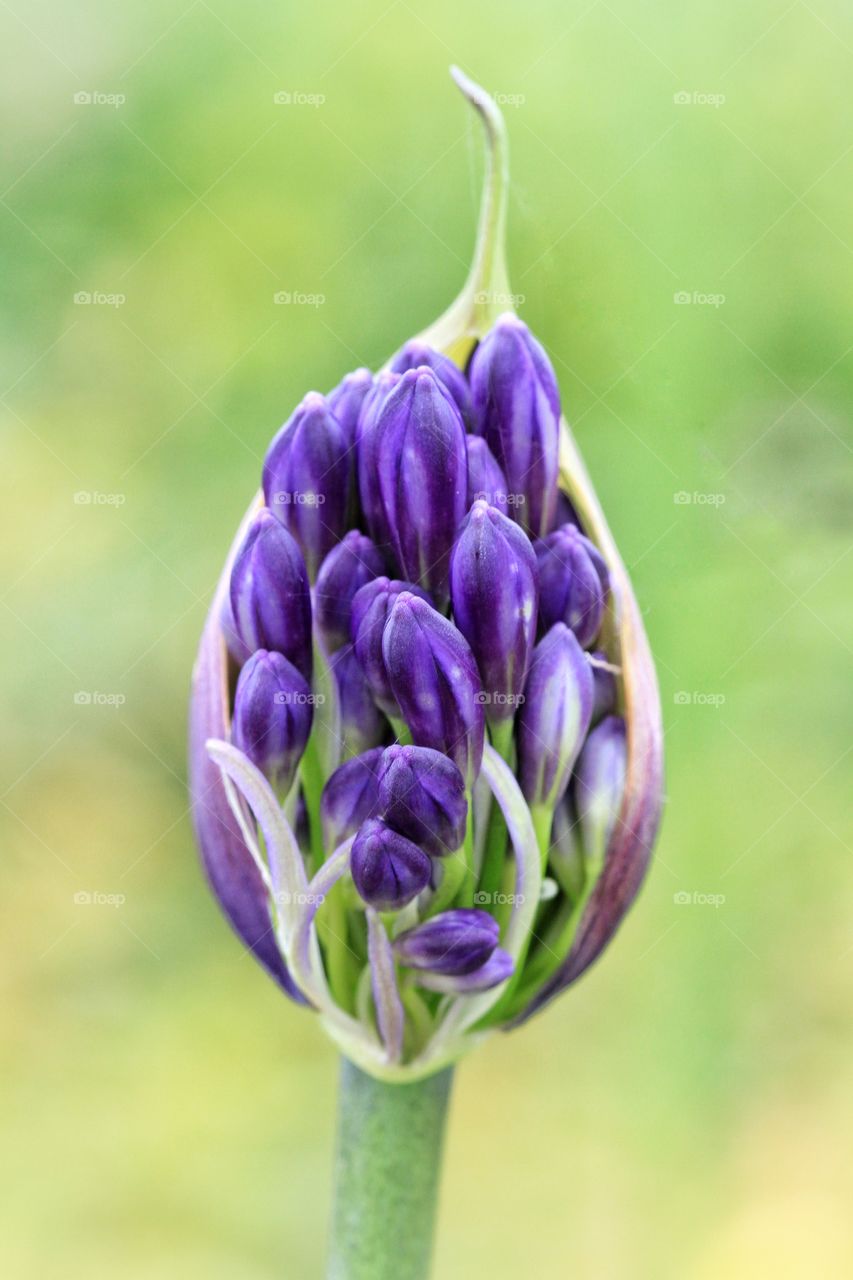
top-left (190, 302), bottom-right (662, 1082)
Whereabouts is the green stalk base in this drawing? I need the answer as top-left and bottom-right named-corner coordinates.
top-left (327, 1057), bottom-right (454, 1280)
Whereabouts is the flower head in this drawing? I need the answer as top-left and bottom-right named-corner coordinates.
top-left (189, 70), bottom-right (663, 1081)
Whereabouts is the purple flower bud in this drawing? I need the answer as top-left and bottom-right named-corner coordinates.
top-left (315, 530), bottom-right (385, 653)
top-left (220, 594), bottom-right (251, 666)
top-left (470, 313), bottom-right (560, 538)
top-left (548, 490), bottom-right (581, 534)
top-left (465, 435), bottom-right (510, 518)
top-left (536, 525), bottom-right (609, 649)
top-left (589, 650), bottom-right (618, 724)
top-left (382, 592), bottom-right (485, 785)
top-left (262, 392), bottom-right (352, 577)
top-left (415, 948), bottom-right (514, 993)
top-left (574, 715), bottom-right (627, 863)
top-left (326, 367), bottom-right (373, 446)
top-left (331, 645), bottom-right (388, 756)
top-left (393, 908), bottom-right (499, 975)
top-left (350, 817), bottom-right (432, 911)
top-left (449, 499), bottom-right (538, 723)
top-left (356, 371), bottom-right (402, 551)
top-left (229, 511), bottom-right (312, 679)
top-left (389, 340), bottom-right (471, 424)
top-left (320, 747), bottom-right (383, 849)
top-left (376, 744), bottom-right (467, 857)
top-left (366, 368), bottom-right (467, 603)
top-left (231, 650), bottom-right (313, 794)
top-left (350, 577), bottom-right (431, 718)
top-left (548, 797), bottom-right (585, 899)
top-left (517, 623), bottom-right (594, 810)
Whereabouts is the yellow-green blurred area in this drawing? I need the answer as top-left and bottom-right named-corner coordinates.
top-left (1, 0), bottom-right (852, 1275)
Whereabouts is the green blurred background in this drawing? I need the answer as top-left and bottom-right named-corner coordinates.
top-left (2, 1), bottom-right (852, 1275)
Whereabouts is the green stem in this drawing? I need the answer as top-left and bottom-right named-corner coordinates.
top-left (415, 69), bottom-right (512, 361)
top-left (301, 733), bottom-right (356, 1007)
top-left (477, 719), bottom-right (515, 901)
top-left (327, 1058), bottom-right (453, 1280)
top-left (452, 800), bottom-right (476, 908)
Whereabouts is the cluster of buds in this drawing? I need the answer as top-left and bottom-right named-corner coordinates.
top-left (190, 71), bottom-right (662, 1081)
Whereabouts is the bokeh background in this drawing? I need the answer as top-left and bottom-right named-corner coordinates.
top-left (2, 1), bottom-right (852, 1276)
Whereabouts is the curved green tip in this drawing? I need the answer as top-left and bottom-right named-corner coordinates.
top-left (412, 68), bottom-right (513, 363)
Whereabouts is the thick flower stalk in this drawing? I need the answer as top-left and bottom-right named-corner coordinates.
top-left (189, 67), bottom-right (663, 1280)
